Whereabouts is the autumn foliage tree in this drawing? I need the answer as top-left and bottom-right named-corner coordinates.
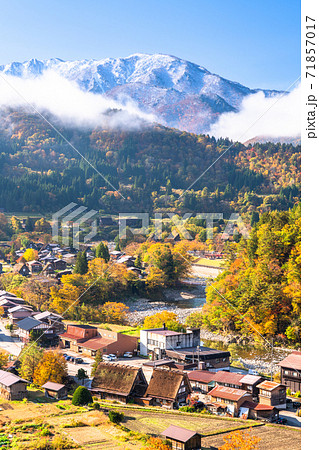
top-left (18, 344), bottom-right (44, 382)
top-left (33, 350), bottom-right (67, 386)
top-left (219, 429), bottom-right (261, 450)
top-left (101, 302), bottom-right (129, 324)
top-left (23, 248), bottom-right (38, 262)
top-left (203, 206), bottom-right (301, 342)
top-left (143, 311), bottom-right (185, 332)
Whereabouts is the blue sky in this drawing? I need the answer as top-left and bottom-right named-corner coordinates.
top-left (0, 0), bottom-right (300, 90)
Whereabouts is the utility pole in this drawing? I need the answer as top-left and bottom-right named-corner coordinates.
top-left (197, 345), bottom-right (200, 370)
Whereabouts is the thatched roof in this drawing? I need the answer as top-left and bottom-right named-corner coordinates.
top-left (145, 368), bottom-right (190, 401)
top-left (91, 363), bottom-right (140, 396)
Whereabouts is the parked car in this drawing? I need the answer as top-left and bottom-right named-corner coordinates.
top-left (123, 352), bottom-right (133, 358)
top-left (102, 355), bottom-right (112, 362)
top-left (74, 357), bottom-right (83, 364)
top-left (293, 401), bottom-right (301, 409)
top-left (248, 369), bottom-right (258, 375)
top-left (65, 355), bottom-right (72, 361)
top-left (265, 416), bottom-right (276, 423)
top-left (108, 354), bottom-right (117, 360)
top-left (276, 417), bottom-right (287, 425)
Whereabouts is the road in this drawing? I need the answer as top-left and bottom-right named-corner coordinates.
top-left (0, 321), bottom-right (23, 357)
top-left (279, 409), bottom-right (301, 428)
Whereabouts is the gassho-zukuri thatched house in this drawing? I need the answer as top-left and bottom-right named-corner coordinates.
top-left (90, 363), bottom-right (148, 403)
top-left (141, 368), bottom-right (192, 409)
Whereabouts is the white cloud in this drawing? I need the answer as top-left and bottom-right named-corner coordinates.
top-left (0, 70), bottom-right (156, 129)
top-left (209, 85), bottom-right (301, 142)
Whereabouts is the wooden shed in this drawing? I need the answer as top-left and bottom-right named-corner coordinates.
top-left (0, 370), bottom-right (28, 400)
top-left (42, 381), bottom-right (68, 400)
top-left (162, 425), bottom-right (201, 450)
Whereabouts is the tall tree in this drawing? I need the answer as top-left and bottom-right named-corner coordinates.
top-left (91, 350), bottom-right (103, 376)
top-left (95, 242), bottom-right (110, 263)
top-left (74, 251), bottom-right (88, 275)
top-left (18, 344), bottom-right (44, 382)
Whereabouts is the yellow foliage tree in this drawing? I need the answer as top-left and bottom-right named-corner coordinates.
top-left (101, 302), bottom-right (129, 324)
top-left (0, 350), bottom-right (9, 369)
top-left (33, 351), bottom-right (67, 386)
top-left (23, 248), bottom-right (38, 262)
top-left (219, 429), bottom-right (261, 450)
top-left (146, 267), bottom-right (166, 291)
top-left (143, 311), bottom-right (184, 332)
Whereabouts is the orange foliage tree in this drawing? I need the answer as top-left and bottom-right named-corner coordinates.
top-left (33, 350), bottom-right (67, 386)
top-left (219, 429), bottom-right (261, 450)
top-left (101, 302), bottom-right (129, 324)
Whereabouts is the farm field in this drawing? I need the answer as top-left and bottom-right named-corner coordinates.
top-left (193, 258), bottom-right (227, 268)
top-left (119, 407), bottom-right (258, 435)
top-left (203, 424), bottom-right (301, 450)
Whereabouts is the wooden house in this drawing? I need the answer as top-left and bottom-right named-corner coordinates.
top-left (278, 351), bottom-right (301, 393)
top-left (162, 425), bottom-right (201, 450)
top-left (16, 317), bottom-right (50, 343)
top-left (13, 263), bottom-right (30, 277)
top-left (187, 370), bottom-right (217, 394)
top-left (257, 381), bottom-right (286, 408)
top-left (8, 305), bottom-right (33, 323)
top-left (53, 259), bottom-right (67, 271)
top-left (0, 370), bottom-right (28, 400)
top-left (42, 381), bottom-right (68, 400)
top-left (27, 260), bottom-right (43, 274)
top-left (91, 363), bottom-right (147, 403)
top-left (142, 368), bottom-right (191, 409)
top-left (43, 262), bottom-right (55, 276)
top-left (207, 385), bottom-right (253, 417)
top-left (240, 374), bottom-right (264, 401)
top-left (240, 400), bottom-right (279, 421)
top-left (33, 311), bottom-right (64, 336)
top-left (208, 371), bottom-right (244, 390)
top-left (60, 324), bottom-right (137, 357)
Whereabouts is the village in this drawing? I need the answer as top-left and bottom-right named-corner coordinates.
top-left (0, 291), bottom-right (301, 448)
top-left (0, 235), bottom-right (301, 449)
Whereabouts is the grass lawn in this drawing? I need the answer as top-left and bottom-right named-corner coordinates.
top-left (63, 320), bottom-right (140, 336)
top-left (193, 258), bottom-right (227, 268)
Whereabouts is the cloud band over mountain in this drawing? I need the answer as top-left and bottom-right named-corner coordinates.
top-left (0, 54), bottom-right (300, 140)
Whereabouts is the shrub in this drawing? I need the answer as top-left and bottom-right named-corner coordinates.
top-left (178, 406), bottom-right (195, 413)
top-left (52, 436), bottom-right (74, 449)
top-left (72, 386), bottom-right (93, 406)
top-left (39, 427), bottom-right (51, 436)
top-left (108, 410), bottom-right (124, 424)
top-left (286, 388), bottom-right (291, 396)
top-left (294, 391), bottom-right (301, 398)
top-left (88, 402), bottom-right (100, 410)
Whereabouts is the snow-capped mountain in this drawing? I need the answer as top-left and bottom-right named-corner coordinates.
top-left (0, 54), bottom-right (282, 134)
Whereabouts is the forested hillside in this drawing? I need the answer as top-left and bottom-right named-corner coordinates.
top-left (0, 109), bottom-right (300, 215)
top-left (186, 206), bottom-right (301, 344)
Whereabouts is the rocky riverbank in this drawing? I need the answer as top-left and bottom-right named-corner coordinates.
top-left (125, 282), bottom-right (295, 377)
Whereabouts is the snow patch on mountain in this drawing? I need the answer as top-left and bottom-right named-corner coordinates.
top-left (0, 54), bottom-right (285, 134)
